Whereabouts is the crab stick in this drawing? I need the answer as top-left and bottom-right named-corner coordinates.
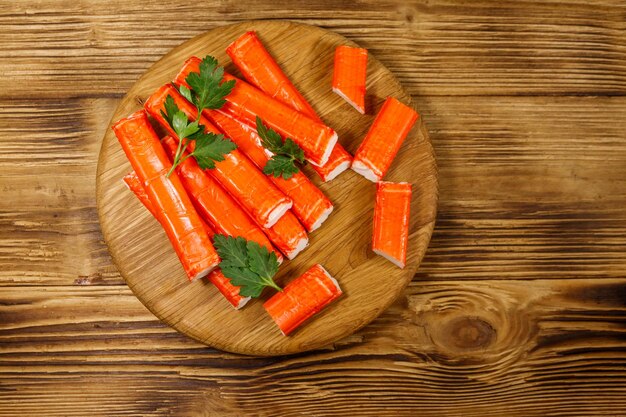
top-left (263, 209), bottom-right (309, 260)
top-left (112, 110), bottom-right (219, 281)
top-left (332, 46), bottom-right (368, 114)
top-left (144, 84), bottom-right (292, 228)
top-left (227, 31), bottom-right (319, 122)
top-left (206, 110), bottom-right (334, 232)
top-left (124, 171), bottom-right (249, 308)
top-left (160, 136), bottom-right (279, 258)
top-left (372, 181), bottom-right (412, 269)
top-left (264, 264), bottom-right (342, 335)
top-left (207, 269), bottom-right (251, 309)
top-left (226, 32), bottom-right (352, 182)
top-left (123, 171), bottom-right (158, 219)
top-left (174, 57), bottom-right (338, 167)
top-left (352, 97), bottom-right (419, 182)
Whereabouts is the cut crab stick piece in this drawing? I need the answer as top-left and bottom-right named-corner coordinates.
top-left (264, 264), bottom-right (342, 335)
top-left (261, 209), bottom-right (308, 260)
top-left (226, 33), bottom-right (353, 182)
top-left (352, 97), bottom-right (419, 182)
top-left (123, 172), bottom-right (249, 308)
top-left (112, 110), bottom-right (219, 281)
top-left (144, 84), bottom-right (292, 228)
top-left (332, 45), bottom-right (368, 114)
top-left (372, 181), bottom-right (412, 269)
top-left (206, 110), bottom-right (334, 232)
top-left (160, 136), bottom-right (279, 259)
top-left (311, 146), bottom-right (352, 182)
top-left (174, 57), bottom-right (337, 167)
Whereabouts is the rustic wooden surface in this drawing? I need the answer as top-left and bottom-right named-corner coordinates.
top-left (1, 0), bottom-right (625, 415)
top-left (96, 20), bottom-right (437, 356)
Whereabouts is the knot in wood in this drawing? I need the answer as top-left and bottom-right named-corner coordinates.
top-left (444, 316), bottom-right (495, 350)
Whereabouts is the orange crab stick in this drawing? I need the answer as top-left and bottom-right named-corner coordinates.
top-left (174, 57), bottom-right (338, 167)
top-left (112, 111), bottom-right (219, 281)
top-left (144, 84), bottom-right (292, 228)
top-left (206, 110), bottom-right (334, 232)
top-left (160, 136), bottom-right (279, 258)
top-left (123, 171), bottom-right (216, 241)
top-left (332, 46), bottom-right (368, 114)
top-left (310, 145), bottom-right (353, 182)
top-left (226, 32), bottom-right (353, 182)
top-left (207, 269), bottom-right (251, 309)
top-left (123, 171), bottom-right (249, 308)
top-left (372, 181), bottom-right (412, 269)
top-left (123, 171), bottom-right (158, 219)
top-left (352, 97), bottom-right (419, 182)
top-left (264, 264), bottom-right (342, 336)
top-left (227, 31), bottom-right (319, 122)
top-left (262, 209), bottom-right (308, 260)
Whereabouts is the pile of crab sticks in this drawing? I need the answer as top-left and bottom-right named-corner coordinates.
top-left (112, 31), bottom-right (419, 336)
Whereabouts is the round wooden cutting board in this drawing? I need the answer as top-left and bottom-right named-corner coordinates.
top-left (96, 21), bottom-right (438, 356)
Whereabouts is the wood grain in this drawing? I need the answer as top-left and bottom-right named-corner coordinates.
top-left (1, 279), bottom-right (625, 416)
top-left (1, 0), bottom-right (625, 99)
top-left (96, 21), bottom-right (437, 355)
top-left (2, 0), bottom-right (626, 414)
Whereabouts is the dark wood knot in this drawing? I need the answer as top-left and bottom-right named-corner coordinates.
top-left (445, 316), bottom-right (496, 350)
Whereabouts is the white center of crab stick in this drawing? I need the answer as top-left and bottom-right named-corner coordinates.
top-left (323, 159), bottom-right (351, 182)
top-left (236, 297), bottom-right (252, 309)
top-left (264, 200), bottom-right (293, 228)
top-left (332, 87), bottom-right (365, 114)
top-left (372, 248), bottom-right (406, 269)
top-left (308, 132), bottom-right (338, 167)
top-left (351, 159), bottom-right (380, 182)
top-left (318, 264), bottom-right (342, 292)
top-left (309, 205), bottom-right (334, 232)
top-left (285, 236), bottom-right (309, 260)
top-left (189, 266), bottom-right (217, 281)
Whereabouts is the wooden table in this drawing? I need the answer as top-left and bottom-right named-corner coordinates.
top-left (1, 1), bottom-right (625, 415)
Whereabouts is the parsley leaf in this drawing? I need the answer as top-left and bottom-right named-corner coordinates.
top-left (191, 131), bottom-right (237, 170)
top-left (263, 154), bottom-right (300, 179)
top-left (185, 55), bottom-right (236, 113)
top-left (256, 116), bottom-right (283, 153)
top-left (172, 111), bottom-right (200, 140)
top-left (281, 138), bottom-right (305, 163)
top-left (160, 96), bottom-right (236, 176)
top-left (179, 85), bottom-right (194, 103)
top-left (220, 266), bottom-right (265, 297)
top-left (255, 116), bottom-right (305, 180)
top-left (213, 234), bottom-right (282, 298)
top-left (247, 241), bottom-right (279, 280)
top-left (212, 235), bottom-right (247, 269)
top-left (161, 95), bottom-right (179, 126)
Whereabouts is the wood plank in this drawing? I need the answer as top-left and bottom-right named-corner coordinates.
top-left (0, 98), bottom-right (121, 285)
top-left (1, 0), bottom-right (625, 98)
top-left (1, 279), bottom-right (625, 415)
top-left (1, 96), bottom-right (625, 286)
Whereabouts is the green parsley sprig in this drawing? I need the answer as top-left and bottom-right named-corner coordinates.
top-left (256, 116), bottom-right (305, 180)
top-left (213, 234), bottom-right (282, 298)
top-left (160, 55), bottom-right (236, 177)
top-left (181, 55), bottom-right (236, 115)
top-left (160, 96), bottom-right (236, 176)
